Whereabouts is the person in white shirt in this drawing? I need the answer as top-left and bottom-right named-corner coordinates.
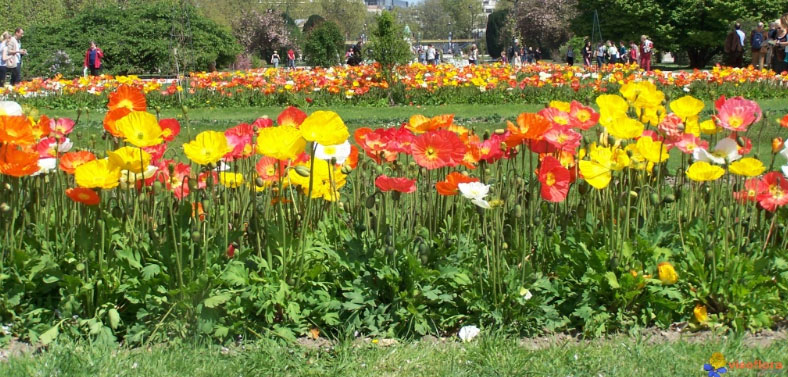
top-left (0, 32), bottom-right (8, 87)
top-left (426, 44), bottom-right (436, 65)
top-left (10, 28), bottom-right (27, 85)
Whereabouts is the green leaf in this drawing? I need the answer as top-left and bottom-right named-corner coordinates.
top-left (605, 272), bottom-right (620, 289)
top-left (141, 264), bottom-right (161, 280)
top-left (204, 293), bottom-right (232, 308)
top-left (39, 325), bottom-right (59, 346)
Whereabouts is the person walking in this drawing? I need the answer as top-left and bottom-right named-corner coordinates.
top-left (83, 41), bottom-right (104, 76)
top-left (468, 44), bottom-right (478, 65)
top-left (751, 22), bottom-right (767, 70)
top-left (724, 22), bottom-right (745, 67)
top-left (512, 50), bottom-right (522, 68)
top-left (566, 46), bottom-right (575, 66)
top-left (2, 31), bottom-right (21, 86)
top-left (10, 28), bottom-right (26, 85)
top-left (426, 44), bottom-right (436, 65)
top-left (596, 42), bottom-right (606, 68)
top-left (607, 41), bottom-right (619, 64)
top-left (773, 14), bottom-right (788, 73)
top-left (287, 48), bottom-right (295, 69)
top-left (271, 51), bottom-right (280, 68)
top-left (639, 35), bottom-right (653, 71)
top-left (582, 40), bottom-right (592, 66)
top-left (0, 32), bottom-right (9, 87)
top-left (629, 41), bottom-right (640, 65)
top-left (618, 41), bottom-right (628, 64)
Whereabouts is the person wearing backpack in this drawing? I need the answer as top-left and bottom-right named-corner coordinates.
top-left (751, 22), bottom-right (767, 70)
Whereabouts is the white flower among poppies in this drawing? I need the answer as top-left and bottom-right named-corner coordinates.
top-left (458, 325), bottom-right (480, 342)
top-left (32, 158), bottom-right (57, 176)
top-left (458, 182), bottom-right (491, 209)
top-left (781, 145), bottom-right (788, 161)
top-left (0, 101), bottom-right (23, 116)
top-left (315, 140), bottom-right (351, 164)
top-left (692, 138), bottom-right (741, 165)
top-left (519, 287), bottom-right (533, 300)
top-left (782, 165), bottom-right (788, 179)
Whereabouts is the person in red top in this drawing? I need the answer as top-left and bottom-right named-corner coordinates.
top-left (83, 41), bottom-right (104, 76)
top-left (639, 35), bottom-right (653, 71)
top-left (287, 48), bottom-right (295, 69)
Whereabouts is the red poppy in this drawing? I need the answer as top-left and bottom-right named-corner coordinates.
top-left (569, 101), bottom-right (599, 130)
top-left (543, 126), bottom-right (582, 153)
top-left (505, 113), bottom-right (552, 147)
top-left (59, 151), bottom-right (96, 174)
top-left (52, 118), bottom-right (75, 138)
top-left (252, 117), bottom-right (274, 129)
top-left (224, 123), bottom-right (255, 161)
top-left (733, 177), bottom-right (760, 203)
top-left (143, 143), bottom-right (167, 163)
top-left (157, 161), bottom-right (191, 200)
top-left (344, 145), bottom-right (359, 169)
top-left (756, 172), bottom-right (788, 211)
top-left (538, 155), bottom-right (570, 203)
top-left (375, 174), bottom-right (417, 193)
top-left (478, 133), bottom-right (509, 163)
top-left (226, 243), bottom-right (236, 258)
top-left (411, 129), bottom-right (466, 169)
top-left (277, 106), bottom-right (307, 128)
top-left (107, 85), bottom-right (147, 112)
top-left (729, 133), bottom-right (752, 155)
top-left (255, 156), bottom-right (286, 183)
top-left (780, 114), bottom-right (788, 129)
top-left (435, 172), bottom-right (479, 196)
top-left (538, 107), bottom-right (576, 128)
top-left (65, 187), bottom-right (100, 206)
top-left (32, 115), bottom-right (52, 139)
top-left (159, 118), bottom-right (181, 142)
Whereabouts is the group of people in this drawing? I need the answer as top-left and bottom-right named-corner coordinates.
top-left (0, 28), bottom-right (26, 87)
top-left (270, 49), bottom-right (296, 69)
top-left (501, 40), bottom-right (542, 67)
top-left (416, 44), bottom-right (439, 65)
top-left (725, 14), bottom-right (788, 73)
top-left (567, 35), bottom-right (654, 71)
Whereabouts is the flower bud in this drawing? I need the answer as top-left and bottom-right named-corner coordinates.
top-left (294, 165), bottom-right (311, 177)
top-left (772, 137), bottom-right (784, 154)
top-left (255, 177), bottom-right (265, 187)
top-left (494, 128), bottom-right (506, 135)
top-left (341, 165), bottom-right (353, 174)
top-left (365, 194), bottom-right (377, 209)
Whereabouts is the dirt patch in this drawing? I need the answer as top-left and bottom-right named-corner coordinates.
top-left (0, 338), bottom-right (34, 362)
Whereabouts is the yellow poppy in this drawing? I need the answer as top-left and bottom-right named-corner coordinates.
top-left (728, 157), bottom-right (765, 177)
top-left (635, 136), bottom-right (670, 164)
top-left (686, 161), bottom-right (724, 182)
top-left (256, 125), bottom-right (306, 161)
top-left (694, 304), bottom-right (708, 323)
top-left (219, 172), bottom-right (244, 188)
top-left (606, 117), bottom-right (644, 140)
top-left (115, 111), bottom-right (163, 147)
top-left (669, 96), bottom-right (704, 119)
top-left (657, 262), bottom-right (678, 284)
top-left (183, 131), bottom-right (232, 165)
top-left (75, 159), bottom-right (121, 189)
top-left (107, 146), bottom-right (151, 173)
top-left (300, 111), bottom-right (349, 146)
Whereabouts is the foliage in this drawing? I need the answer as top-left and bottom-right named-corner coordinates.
top-left (303, 14), bottom-right (326, 34)
top-left (303, 21), bottom-right (345, 68)
top-left (514, 0), bottom-right (578, 52)
top-left (366, 11), bottom-right (413, 69)
top-left (413, 0), bottom-right (482, 40)
top-left (232, 9), bottom-right (294, 62)
top-left (22, 1), bottom-right (240, 77)
top-left (485, 10), bottom-right (509, 59)
top-left (317, 0), bottom-right (368, 41)
top-left (572, 0), bottom-right (788, 68)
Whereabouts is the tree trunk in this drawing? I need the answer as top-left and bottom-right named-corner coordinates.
top-left (686, 47), bottom-right (720, 69)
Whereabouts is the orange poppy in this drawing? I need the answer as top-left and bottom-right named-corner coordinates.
top-left (65, 187), bottom-right (100, 206)
top-left (0, 115), bottom-right (36, 145)
top-left (107, 84), bottom-right (147, 112)
top-left (436, 171), bottom-right (480, 196)
top-left (59, 150), bottom-right (97, 174)
top-left (406, 114), bottom-right (454, 134)
top-left (0, 143), bottom-right (40, 177)
top-left (505, 113), bottom-right (552, 147)
top-left (103, 107), bottom-right (131, 137)
top-left (411, 129), bottom-right (466, 169)
top-left (33, 115), bottom-right (52, 139)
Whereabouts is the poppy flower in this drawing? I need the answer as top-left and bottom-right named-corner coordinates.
top-left (107, 146), bottom-right (152, 173)
top-left (657, 114), bottom-right (683, 141)
top-left (65, 187), bottom-right (100, 206)
top-left (692, 138), bottom-right (741, 165)
top-left (773, 137), bottom-right (784, 154)
top-left (411, 129), bottom-right (466, 169)
top-left (686, 161), bottom-right (725, 182)
top-left (755, 172), bottom-right (788, 211)
top-left (407, 114), bottom-right (454, 134)
top-left (52, 118), bottom-right (75, 138)
top-left (728, 157), bottom-right (765, 177)
top-left (277, 106), bottom-right (307, 128)
top-left (0, 100), bottom-right (23, 116)
top-left (315, 140), bottom-right (352, 164)
top-left (538, 107), bottom-right (575, 128)
top-left (569, 101), bottom-right (599, 130)
top-left (219, 172), bottom-right (244, 188)
top-left (436, 172), bottom-right (480, 196)
top-left (103, 107), bottom-right (132, 138)
top-left (505, 113), bottom-right (552, 147)
top-left (0, 144), bottom-right (40, 177)
top-left (0, 115), bottom-right (35, 145)
top-left (733, 177), bottom-right (761, 203)
top-left (36, 137), bottom-right (72, 158)
top-left (59, 150), bottom-right (96, 174)
top-left (75, 159), bottom-right (121, 189)
top-left (457, 181), bottom-right (491, 208)
top-left (538, 155), bottom-right (570, 202)
top-left (143, 143), bottom-right (167, 163)
top-left (605, 117), bottom-right (644, 140)
top-left (543, 126), bottom-right (581, 152)
top-left (252, 117), bottom-right (274, 130)
top-left (116, 111), bottom-right (163, 147)
top-left (578, 144), bottom-right (630, 189)
top-left (255, 156), bottom-right (286, 184)
top-left (674, 134), bottom-right (709, 155)
top-left (256, 126), bottom-right (306, 161)
top-left (184, 131), bottom-right (233, 166)
top-left (635, 136), bottom-right (670, 164)
top-left (657, 262), bottom-right (678, 284)
top-left (159, 118), bottom-right (181, 142)
top-left (375, 174), bottom-right (417, 193)
top-left (157, 161), bottom-right (191, 199)
top-left (669, 95), bottom-right (704, 119)
top-left (713, 96), bottom-right (762, 132)
top-left (224, 123), bottom-right (255, 161)
top-left (107, 84), bottom-right (147, 112)
top-left (780, 114), bottom-right (788, 129)
top-left (300, 111), bottom-right (349, 145)
top-left (32, 115), bottom-right (52, 139)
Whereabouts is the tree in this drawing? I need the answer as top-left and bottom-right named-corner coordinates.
top-left (303, 14), bottom-right (326, 34)
top-left (572, 0), bottom-right (788, 68)
top-left (514, 0), bottom-right (577, 53)
top-left (303, 21), bottom-right (345, 67)
top-left (318, 0), bottom-right (368, 41)
top-left (366, 11), bottom-right (412, 69)
top-left (486, 10), bottom-right (509, 58)
top-left (23, 0), bottom-right (240, 77)
top-left (232, 9), bottom-right (294, 63)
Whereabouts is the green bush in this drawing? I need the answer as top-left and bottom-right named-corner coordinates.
top-left (485, 10), bottom-right (508, 59)
top-left (23, 1), bottom-right (241, 77)
top-left (303, 21), bottom-right (345, 68)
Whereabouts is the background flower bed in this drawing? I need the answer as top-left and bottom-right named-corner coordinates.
top-left (6, 64), bottom-right (788, 111)
top-left (1, 81), bottom-right (787, 348)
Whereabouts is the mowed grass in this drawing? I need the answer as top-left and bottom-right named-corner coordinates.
top-left (1, 334), bottom-right (786, 377)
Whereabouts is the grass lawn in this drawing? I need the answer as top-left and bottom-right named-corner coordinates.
top-left (1, 333), bottom-right (786, 376)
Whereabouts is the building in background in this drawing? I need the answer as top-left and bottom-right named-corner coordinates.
top-left (365, 0), bottom-right (410, 12)
top-left (482, 0), bottom-right (497, 14)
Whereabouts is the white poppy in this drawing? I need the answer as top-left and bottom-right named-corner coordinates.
top-left (519, 287), bottom-right (533, 300)
top-left (458, 325), bottom-right (480, 342)
top-left (471, 198), bottom-right (491, 209)
top-left (457, 182), bottom-right (490, 201)
top-left (315, 141), bottom-right (351, 164)
top-left (781, 145), bottom-right (788, 161)
top-left (692, 138), bottom-right (740, 165)
top-left (214, 161), bottom-right (231, 171)
top-left (0, 101), bottom-right (23, 116)
top-left (32, 158), bottom-right (57, 176)
top-left (782, 165), bottom-right (788, 179)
